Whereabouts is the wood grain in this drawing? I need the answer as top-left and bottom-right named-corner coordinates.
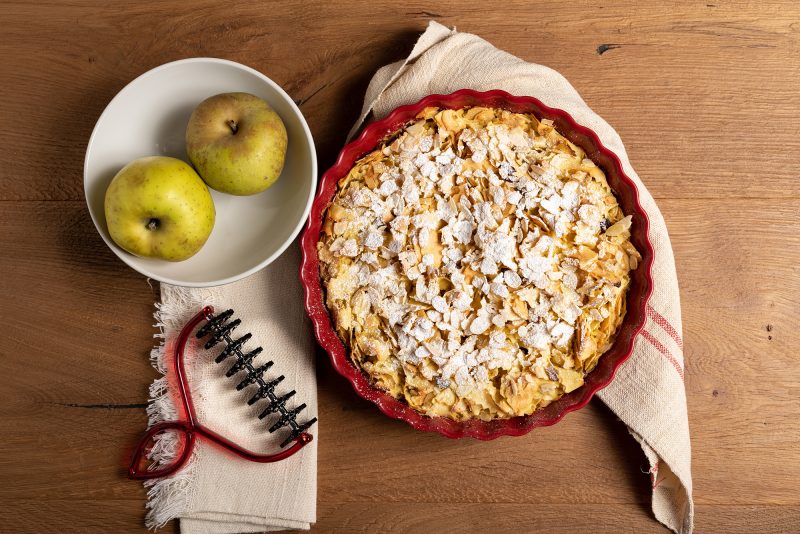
top-left (1, 1), bottom-right (798, 533)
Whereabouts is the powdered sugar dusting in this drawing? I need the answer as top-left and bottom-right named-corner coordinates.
top-left (318, 106), bottom-right (640, 420)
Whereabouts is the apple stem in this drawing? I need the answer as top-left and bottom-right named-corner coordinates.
top-left (226, 119), bottom-right (239, 134)
top-left (146, 218), bottom-right (160, 231)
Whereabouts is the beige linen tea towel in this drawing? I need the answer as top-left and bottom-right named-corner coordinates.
top-left (349, 21), bottom-right (692, 533)
top-left (144, 245), bottom-right (317, 533)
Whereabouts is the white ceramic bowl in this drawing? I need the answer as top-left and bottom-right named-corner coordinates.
top-left (84, 58), bottom-right (317, 287)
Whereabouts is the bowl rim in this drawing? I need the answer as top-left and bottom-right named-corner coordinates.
top-left (300, 88), bottom-right (655, 439)
top-left (83, 57), bottom-right (318, 287)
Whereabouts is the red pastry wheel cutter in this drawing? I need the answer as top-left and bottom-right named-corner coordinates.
top-left (128, 306), bottom-right (317, 480)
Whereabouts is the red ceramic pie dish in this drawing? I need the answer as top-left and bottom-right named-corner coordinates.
top-left (299, 89), bottom-right (654, 439)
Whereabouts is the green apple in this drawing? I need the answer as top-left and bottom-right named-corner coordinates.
top-left (104, 156), bottom-right (215, 261)
top-left (185, 92), bottom-right (288, 196)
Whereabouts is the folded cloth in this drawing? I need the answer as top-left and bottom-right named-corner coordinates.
top-left (349, 21), bottom-right (693, 534)
top-left (144, 245), bottom-right (317, 533)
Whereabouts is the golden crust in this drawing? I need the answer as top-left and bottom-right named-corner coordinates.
top-left (318, 107), bottom-right (640, 420)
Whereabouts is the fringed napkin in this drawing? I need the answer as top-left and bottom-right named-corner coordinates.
top-left (145, 245), bottom-right (317, 533)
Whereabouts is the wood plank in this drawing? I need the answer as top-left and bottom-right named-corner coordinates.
top-left (310, 503), bottom-right (800, 533)
top-left (3, 501), bottom-right (800, 533)
top-left (0, 200), bottom-right (155, 502)
top-left (661, 198), bottom-right (800, 506)
top-left (0, 1), bottom-right (798, 200)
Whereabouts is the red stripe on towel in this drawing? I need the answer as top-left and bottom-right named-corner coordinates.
top-left (641, 329), bottom-right (685, 381)
top-left (647, 305), bottom-right (684, 350)
top-left (650, 460), bottom-right (662, 488)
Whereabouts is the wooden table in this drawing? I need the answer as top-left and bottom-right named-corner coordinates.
top-left (2, 1), bottom-right (798, 532)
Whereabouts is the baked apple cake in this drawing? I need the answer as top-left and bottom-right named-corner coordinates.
top-left (317, 106), bottom-right (640, 421)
